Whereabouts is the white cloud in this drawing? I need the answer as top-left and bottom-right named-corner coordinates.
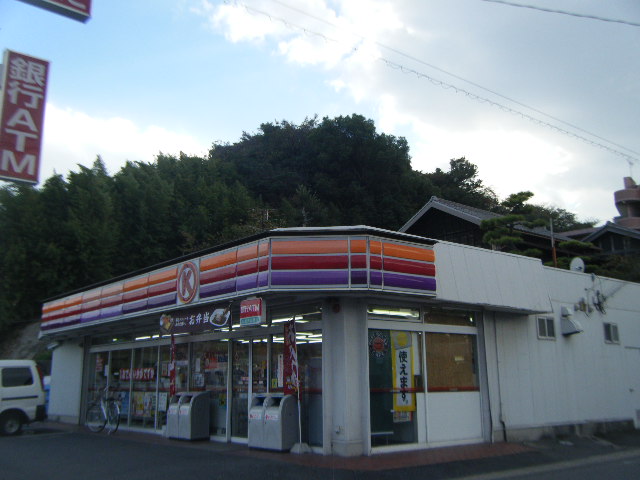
top-left (375, 95), bottom-right (621, 222)
top-left (40, 104), bottom-right (208, 180)
top-left (187, 0), bottom-right (636, 224)
top-left (211, 3), bottom-right (284, 43)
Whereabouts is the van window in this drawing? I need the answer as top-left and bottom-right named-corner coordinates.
top-left (2, 367), bottom-right (34, 387)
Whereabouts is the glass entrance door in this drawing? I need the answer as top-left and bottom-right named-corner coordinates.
top-left (231, 339), bottom-right (250, 438)
top-left (252, 339), bottom-right (268, 395)
top-left (230, 337), bottom-right (269, 439)
top-left (368, 329), bottom-right (423, 446)
top-left (191, 340), bottom-right (229, 437)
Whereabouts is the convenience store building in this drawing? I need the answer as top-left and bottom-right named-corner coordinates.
top-left (41, 226), bottom-right (640, 456)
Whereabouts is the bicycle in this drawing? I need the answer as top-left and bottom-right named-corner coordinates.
top-left (85, 386), bottom-right (120, 434)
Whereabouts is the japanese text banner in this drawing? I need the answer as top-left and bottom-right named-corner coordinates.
top-left (0, 50), bottom-right (49, 184)
top-left (391, 331), bottom-right (415, 412)
top-left (159, 304), bottom-right (230, 335)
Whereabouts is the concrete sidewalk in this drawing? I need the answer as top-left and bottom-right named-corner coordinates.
top-left (23, 422), bottom-right (640, 479)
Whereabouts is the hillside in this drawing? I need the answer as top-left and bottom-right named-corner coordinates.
top-left (0, 321), bottom-right (50, 370)
top-left (0, 114), bottom-right (592, 344)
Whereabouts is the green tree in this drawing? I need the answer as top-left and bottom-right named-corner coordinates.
top-left (426, 157), bottom-right (498, 210)
top-left (528, 204), bottom-right (596, 232)
top-left (0, 114), bottom-right (602, 338)
top-left (0, 184), bottom-right (44, 331)
top-left (281, 184), bottom-right (328, 227)
top-left (481, 191), bottom-right (546, 256)
top-left (65, 157), bottom-right (117, 285)
top-left (212, 114), bottom-right (435, 229)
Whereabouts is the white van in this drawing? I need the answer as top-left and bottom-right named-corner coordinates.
top-left (0, 360), bottom-right (47, 435)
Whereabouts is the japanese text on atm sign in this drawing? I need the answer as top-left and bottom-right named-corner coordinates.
top-left (0, 50), bottom-right (49, 185)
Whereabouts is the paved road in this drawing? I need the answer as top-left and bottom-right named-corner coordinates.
top-left (3, 426), bottom-right (640, 480)
top-left (512, 453), bottom-right (640, 480)
top-left (457, 450), bottom-right (640, 480)
top-left (1, 429), bottom-right (328, 480)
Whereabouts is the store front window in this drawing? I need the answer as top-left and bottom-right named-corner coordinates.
top-left (425, 308), bottom-right (476, 327)
top-left (157, 346), bottom-right (169, 425)
top-left (86, 352), bottom-right (108, 404)
top-left (368, 306), bottom-right (482, 448)
top-left (298, 334), bottom-right (323, 447)
top-left (426, 334), bottom-right (478, 392)
top-left (252, 339), bottom-right (268, 395)
top-left (231, 339), bottom-right (250, 438)
top-left (368, 329), bottom-right (423, 446)
top-left (191, 340), bottom-right (229, 436)
top-left (270, 330), bottom-right (323, 446)
top-left (84, 305), bottom-right (323, 444)
top-left (424, 310), bottom-right (482, 444)
top-left (129, 347), bottom-right (158, 428)
top-left (110, 349), bottom-right (133, 427)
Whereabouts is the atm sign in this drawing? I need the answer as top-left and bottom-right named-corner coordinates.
top-left (240, 298), bottom-right (265, 326)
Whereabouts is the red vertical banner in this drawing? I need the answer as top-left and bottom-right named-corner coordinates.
top-left (283, 319), bottom-right (299, 398)
top-left (169, 333), bottom-right (176, 397)
top-left (0, 50), bottom-right (49, 185)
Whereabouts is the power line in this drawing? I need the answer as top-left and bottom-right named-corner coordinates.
top-left (223, 0), bottom-right (639, 164)
top-left (379, 58), bottom-right (639, 165)
top-left (480, 0), bottom-right (640, 28)
top-left (266, 0), bottom-right (639, 158)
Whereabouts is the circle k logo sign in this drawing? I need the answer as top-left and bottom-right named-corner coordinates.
top-left (177, 262), bottom-right (198, 304)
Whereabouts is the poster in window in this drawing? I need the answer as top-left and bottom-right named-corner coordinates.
top-left (158, 392), bottom-right (168, 412)
top-left (391, 331), bottom-right (415, 413)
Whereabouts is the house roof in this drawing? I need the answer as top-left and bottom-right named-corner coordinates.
top-left (581, 222), bottom-right (640, 242)
top-left (400, 196), bottom-right (573, 242)
top-left (562, 227), bottom-right (598, 239)
top-left (401, 196), bottom-right (500, 231)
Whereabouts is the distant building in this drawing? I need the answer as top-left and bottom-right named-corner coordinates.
top-left (615, 177), bottom-right (640, 230)
top-left (563, 178), bottom-right (640, 256)
top-left (399, 196), bottom-right (574, 262)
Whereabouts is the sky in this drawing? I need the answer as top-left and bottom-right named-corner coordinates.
top-left (1, 0), bottom-right (639, 226)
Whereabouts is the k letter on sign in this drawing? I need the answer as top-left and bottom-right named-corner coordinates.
top-left (177, 262), bottom-right (199, 304)
top-left (0, 50), bottom-right (49, 184)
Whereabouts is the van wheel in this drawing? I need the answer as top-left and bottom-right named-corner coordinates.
top-left (0, 412), bottom-right (23, 436)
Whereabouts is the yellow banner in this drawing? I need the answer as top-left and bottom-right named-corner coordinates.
top-left (391, 331), bottom-right (415, 412)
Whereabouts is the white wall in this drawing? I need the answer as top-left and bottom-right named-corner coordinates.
top-left (48, 341), bottom-right (84, 423)
top-left (484, 268), bottom-right (640, 440)
top-left (435, 242), bottom-right (552, 314)
top-left (426, 392), bottom-right (483, 444)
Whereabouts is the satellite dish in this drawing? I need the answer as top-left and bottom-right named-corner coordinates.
top-left (570, 257), bottom-right (585, 273)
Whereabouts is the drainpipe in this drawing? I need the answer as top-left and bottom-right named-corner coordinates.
top-left (493, 318), bottom-right (508, 442)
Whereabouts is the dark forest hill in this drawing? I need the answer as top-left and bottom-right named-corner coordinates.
top-left (0, 114), bottom-right (594, 340)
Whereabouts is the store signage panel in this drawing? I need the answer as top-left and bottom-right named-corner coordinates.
top-left (239, 298), bottom-right (265, 326)
top-left (0, 50), bottom-right (49, 184)
top-left (40, 234), bottom-right (437, 334)
top-left (160, 304), bottom-right (230, 335)
top-left (17, 0), bottom-right (91, 22)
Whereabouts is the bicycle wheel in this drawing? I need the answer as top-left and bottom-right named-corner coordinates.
top-left (105, 399), bottom-right (120, 434)
top-left (86, 401), bottom-right (106, 433)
